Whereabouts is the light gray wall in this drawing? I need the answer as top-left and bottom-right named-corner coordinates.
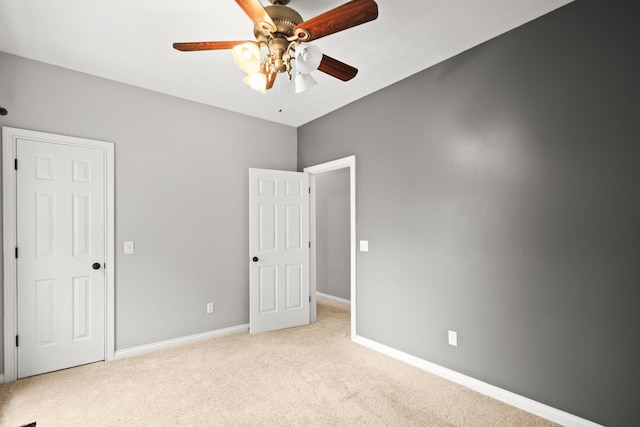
top-left (315, 169), bottom-right (350, 301)
top-left (0, 52), bottom-right (297, 367)
top-left (298, 1), bottom-right (640, 425)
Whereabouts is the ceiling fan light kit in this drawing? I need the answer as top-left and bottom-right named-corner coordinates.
top-left (173, 0), bottom-right (378, 94)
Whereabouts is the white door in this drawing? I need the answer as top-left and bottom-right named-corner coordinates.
top-left (17, 138), bottom-right (105, 378)
top-left (249, 168), bottom-right (310, 334)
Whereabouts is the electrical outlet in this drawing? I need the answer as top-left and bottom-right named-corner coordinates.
top-left (207, 302), bottom-right (215, 314)
top-left (448, 330), bottom-right (458, 347)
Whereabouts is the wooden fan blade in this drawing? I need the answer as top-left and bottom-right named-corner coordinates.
top-left (235, 0), bottom-right (277, 33)
top-left (173, 41), bottom-right (248, 51)
top-left (265, 71), bottom-right (278, 90)
top-left (317, 55), bottom-right (358, 81)
top-left (293, 0), bottom-right (378, 42)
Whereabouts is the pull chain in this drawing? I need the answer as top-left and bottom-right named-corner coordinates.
top-left (278, 77), bottom-right (283, 113)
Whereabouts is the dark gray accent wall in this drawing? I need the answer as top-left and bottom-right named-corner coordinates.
top-left (298, 1), bottom-right (640, 425)
top-left (0, 52), bottom-right (297, 369)
top-left (315, 169), bottom-right (350, 300)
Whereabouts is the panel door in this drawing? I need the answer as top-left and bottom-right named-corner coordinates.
top-left (249, 168), bottom-right (310, 334)
top-left (17, 138), bottom-right (105, 378)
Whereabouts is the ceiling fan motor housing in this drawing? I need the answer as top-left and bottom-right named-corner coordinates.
top-left (256, 5), bottom-right (303, 40)
top-left (254, 4), bottom-right (305, 73)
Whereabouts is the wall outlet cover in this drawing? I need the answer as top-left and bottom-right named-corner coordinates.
top-left (124, 241), bottom-right (135, 254)
top-left (448, 330), bottom-right (458, 346)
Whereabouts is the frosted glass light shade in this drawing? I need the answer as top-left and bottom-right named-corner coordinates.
top-left (296, 44), bottom-right (322, 74)
top-left (232, 42), bottom-right (261, 74)
top-left (243, 72), bottom-right (268, 93)
top-left (294, 72), bottom-right (317, 93)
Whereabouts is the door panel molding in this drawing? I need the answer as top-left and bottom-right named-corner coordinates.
top-left (2, 126), bottom-right (115, 382)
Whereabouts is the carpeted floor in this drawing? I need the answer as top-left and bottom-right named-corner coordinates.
top-left (0, 298), bottom-right (559, 426)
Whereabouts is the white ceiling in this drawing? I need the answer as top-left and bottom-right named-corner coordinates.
top-left (0, 0), bottom-right (573, 127)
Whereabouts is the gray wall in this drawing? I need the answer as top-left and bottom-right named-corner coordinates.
top-left (0, 52), bottom-right (297, 366)
top-left (298, 1), bottom-right (640, 425)
top-left (315, 169), bottom-right (350, 301)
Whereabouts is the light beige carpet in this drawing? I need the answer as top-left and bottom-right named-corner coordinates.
top-left (0, 298), bottom-right (559, 426)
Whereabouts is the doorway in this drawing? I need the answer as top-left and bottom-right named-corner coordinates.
top-left (305, 155), bottom-right (356, 338)
top-left (3, 127), bottom-right (115, 382)
top-left (314, 168), bottom-right (350, 303)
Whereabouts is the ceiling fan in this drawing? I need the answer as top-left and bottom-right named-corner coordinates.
top-left (172, 0), bottom-right (379, 93)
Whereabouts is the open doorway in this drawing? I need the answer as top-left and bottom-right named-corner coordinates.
top-left (304, 156), bottom-right (356, 338)
top-left (315, 168), bottom-right (350, 304)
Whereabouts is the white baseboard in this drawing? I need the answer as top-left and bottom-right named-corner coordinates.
top-left (352, 334), bottom-right (602, 427)
top-left (114, 324), bottom-right (249, 360)
top-left (0, 374), bottom-right (4, 383)
top-left (316, 292), bottom-right (350, 306)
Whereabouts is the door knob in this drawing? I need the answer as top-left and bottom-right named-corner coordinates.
top-left (92, 262), bottom-right (101, 270)
top-left (252, 257), bottom-right (259, 262)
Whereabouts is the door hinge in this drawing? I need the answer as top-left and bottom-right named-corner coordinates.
top-left (309, 241), bottom-right (311, 248)
top-left (16, 335), bottom-right (19, 347)
top-left (309, 295), bottom-right (311, 303)
top-left (308, 187), bottom-right (311, 194)
top-left (14, 158), bottom-right (18, 170)
top-left (15, 247), bottom-right (18, 259)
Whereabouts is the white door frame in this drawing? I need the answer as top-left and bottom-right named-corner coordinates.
top-left (2, 126), bottom-right (115, 382)
top-left (304, 155), bottom-right (356, 338)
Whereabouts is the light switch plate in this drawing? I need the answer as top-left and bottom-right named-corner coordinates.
top-left (360, 240), bottom-right (369, 252)
top-left (124, 241), bottom-right (135, 254)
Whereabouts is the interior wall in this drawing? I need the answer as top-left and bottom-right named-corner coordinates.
top-left (0, 51), bottom-right (298, 370)
top-left (315, 169), bottom-right (350, 301)
top-left (297, 1), bottom-right (640, 425)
